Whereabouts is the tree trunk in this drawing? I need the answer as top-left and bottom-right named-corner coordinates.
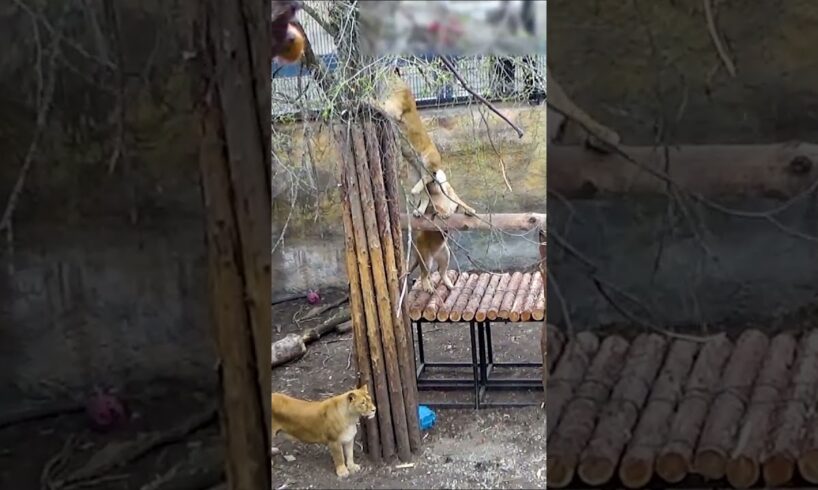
top-left (193, 0), bottom-right (271, 487)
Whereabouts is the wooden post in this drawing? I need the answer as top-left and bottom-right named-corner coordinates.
top-left (193, 0), bottom-right (270, 488)
top-left (337, 108), bottom-right (421, 461)
top-left (540, 227), bottom-right (547, 396)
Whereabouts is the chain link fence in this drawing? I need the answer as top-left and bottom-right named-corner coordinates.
top-left (272, 5), bottom-right (546, 117)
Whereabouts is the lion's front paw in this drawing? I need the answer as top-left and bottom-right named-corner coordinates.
top-left (336, 466), bottom-right (350, 478)
top-left (347, 462), bottom-right (362, 473)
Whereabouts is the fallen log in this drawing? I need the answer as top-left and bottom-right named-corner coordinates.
top-left (578, 334), bottom-right (668, 486)
top-left (301, 309), bottom-right (352, 344)
top-left (272, 311), bottom-right (354, 368)
top-left (765, 330), bottom-right (818, 487)
top-left (271, 334), bottom-right (307, 368)
top-left (400, 212), bottom-right (546, 232)
top-left (547, 335), bottom-right (630, 488)
top-left (296, 295), bottom-right (350, 322)
top-left (546, 331), bottom-right (599, 437)
top-left (549, 142), bottom-right (818, 198)
top-left (619, 339), bottom-right (699, 489)
top-left (694, 329), bottom-right (769, 480)
top-left (726, 333), bottom-right (797, 489)
top-left (656, 334), bottom-right (732, 483)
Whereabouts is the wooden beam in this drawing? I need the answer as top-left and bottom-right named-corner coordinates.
top-left (549, 142), bottom-right (818, 198)
top-left (400, 212), bottom-right (545, 232)
top-left (194, 0), bottom-right (271, 488)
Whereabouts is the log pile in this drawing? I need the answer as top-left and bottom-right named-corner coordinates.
top-left (546, 327), bottom-right (818, 489)
top-left (337, 109), bottom-right (420, 462)
top-left (407, 271), bottom-right (544, 323)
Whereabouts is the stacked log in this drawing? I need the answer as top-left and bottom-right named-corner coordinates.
top-left (408, 271), bottom-right (443, 321)
top-left (764, 330), bottom-right (818, 486)
top-left (619, 339), bottom-right (699, 488)
top-left (405, 269), bottom-right (546, 322)
top-left (546, 331), bottom-right (598, 438)
top-left (487, 273), bottom-right (515, 320)
top-left (438, 273), bottom-right (470, 321)
top-left (578, 334), bottom-right (668, 485)
top-left (506, 272), bottom-right (532, 321)
top-left (462, 273), bottom-right (492, 321)
top-left (656, 334), bottom-right (732, 483)
top-left (547, 335), bottom-right (629, 487)
top-left (694, 330), bottom-right (769, 480)
top-left (726, 333), bottom-right (796, 488)
top-left (520, 272), bottom-right (543, 322)
top-left (337, 111), bottom-right (420, 461)
top-left (450, 274), bottom-right (479, 322)
top-left (475, 273), bottom-right (506, 322)
top-left (422, 272), bottom-right (460, 322)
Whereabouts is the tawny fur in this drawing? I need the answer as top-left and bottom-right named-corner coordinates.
top-left (377, 71), bottom-right (476, 294)
top-left (405, 170), bottom-right (473, 293)
top-left (271, 385), bottom-right (376, 478)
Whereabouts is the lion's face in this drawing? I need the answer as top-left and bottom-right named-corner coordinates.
top-left (348, 385), bottom-right (377, 420)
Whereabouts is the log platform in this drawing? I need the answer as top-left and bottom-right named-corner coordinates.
top-left (406, 270), bottom-right (545, 322)
top-left (546, 327), bottom-right (818, 489)
top-left (406, 270), bottom-right (545, 410)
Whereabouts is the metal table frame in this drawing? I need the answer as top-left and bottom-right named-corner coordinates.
top-left (413, 319), bottom-right (543, 409)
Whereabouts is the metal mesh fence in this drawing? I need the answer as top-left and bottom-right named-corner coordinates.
top-left (272, 5), bottom-right (546, 117)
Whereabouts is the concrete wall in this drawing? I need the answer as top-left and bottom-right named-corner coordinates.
top-left (0, 3), bottom-right (217, 398)
top-left (272, 103), bottom-right (547, 294)
top-left (0, 224), bottom-right (215, 397)
top-left (548, 0), bottom-right (818, 329)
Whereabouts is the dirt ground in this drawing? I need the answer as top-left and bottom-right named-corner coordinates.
top-left (272, 288), bottom-right (547, 490)
top-left (0, 382), bottom-right (225, 490)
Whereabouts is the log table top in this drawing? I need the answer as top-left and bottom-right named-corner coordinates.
top-left (405, 270), bottom-right (544, 323)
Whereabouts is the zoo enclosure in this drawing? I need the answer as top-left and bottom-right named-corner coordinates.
top-left (272, 9), bottom-right (546, 117)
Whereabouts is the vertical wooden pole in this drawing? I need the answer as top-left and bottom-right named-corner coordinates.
top-left (362, 117), bottom-right (421, 460)
top-left (338, 130), bottom-right (381, 459)
top-left (540, 228), bottom-right (547, 397)
top-left (351, 123), bottom-right (411, 461)
top-left (194, 0), bottom-right (270, 487)
top-left (339, 122), bottom-right (397, 459)
top-left (337, 109), bottom-right (422, 461)
top-left (376, 117), bottom-right (422, 453)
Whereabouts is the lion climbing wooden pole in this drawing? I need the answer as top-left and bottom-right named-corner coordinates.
top-left (337, 106), bottom-right (421, 462)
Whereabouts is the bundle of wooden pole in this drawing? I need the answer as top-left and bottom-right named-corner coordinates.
top-left (336, 108), bottom-right (421, 462)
